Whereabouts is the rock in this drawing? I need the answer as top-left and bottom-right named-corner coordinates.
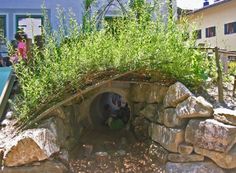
top-left (130, 84), bottom-right (168, 103)
top-left (146, 84), bottom-right (168, 103)
top-left (176, 96), bottom-right (213, 119)
top-left (5, 112), bottom-right (14, 120)
top-left (0, 148), bottom-right (3, 166)
top-left (155, 105), bottom-right (165, 124)
top-left (57, 149), bottom-right (69, 165)
top-left (214, 108), bottom-right (236, 126)
top-left (139, 104), bottom-right (157, 121)
top-left (116, 150), bottom-right (126, 156)
top-left (167, 153), bottom-right (204, 162)
top-left (178, 144), bottom-right (193, 155)
top-left (163, 82), bottom-right (192, 108)
top-left (4, 128), bottom-right (59, 167)
top-left (148, 143), bottom-right (169, 164)
top-left (194, 146), bottom-right (236, 169)
top-left (132, 103), bottom-right (146, 116)
top-left (133, 116), bottom-right (150, 141)
top-left (163, 108), bottom-right (188, 128)
top-left (185, 119), bottom-right (236, 153)
top-left (82, 144), bottom-right (93, 157)
top-left (0, 160), bottom-right (68, 173)
top-left (130, 84), bottom-right (150, 102)
top-left (165, 162), bottom-right (224, 173)
top-left (149, 123), bottom-right (185, 152)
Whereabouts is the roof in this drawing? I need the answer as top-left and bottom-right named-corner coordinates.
top-left (188, 0), bottom-right (233, 15)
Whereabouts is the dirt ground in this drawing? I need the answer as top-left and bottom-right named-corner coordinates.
top-left (69, 127), bottom-right (165, 173)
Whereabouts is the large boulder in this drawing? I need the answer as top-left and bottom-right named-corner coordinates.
top-left (3, 128), bottom-right (60, 167)
top-left (165, 162), bottom-right (224, 173)
top-left (195, 146), bottom-right (236, 169)
top-left (185, 119), bottom-right (236, 153)
top-left (214, 108), bottom-right (236, 126)
top-left (149, 123), bottom-right (185, 152)
top-left (176, 96), bottom-right (213, 119)
top-left (163, 82), bottom-right (192, 108)
top-left (163, 108), bottom-right (188, 128)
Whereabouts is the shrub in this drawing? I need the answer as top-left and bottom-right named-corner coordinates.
top-left (11, 4), bottom-right (208, 122)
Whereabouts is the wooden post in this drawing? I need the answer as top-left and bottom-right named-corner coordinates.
top-left (233, 75), bottom-right (236, 97)
top-left (215, 47), bottom-right (224, 103)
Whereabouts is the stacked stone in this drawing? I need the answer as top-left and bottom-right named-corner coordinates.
top-left (132, 82), bottom-right (236, 173)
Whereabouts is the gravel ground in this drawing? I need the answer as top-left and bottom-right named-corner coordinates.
top-left (68, 127), bottom-right (166, 173)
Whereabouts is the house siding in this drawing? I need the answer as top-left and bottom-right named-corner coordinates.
top-left (0, 0), bottom-right (84, 40)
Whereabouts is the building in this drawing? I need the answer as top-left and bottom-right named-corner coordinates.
top-left (0, 0), bottom-right (84, 57)
top-left (0, 0), bottom-right (176, 56)
top-left (184, 0), bottom-right (236, 72)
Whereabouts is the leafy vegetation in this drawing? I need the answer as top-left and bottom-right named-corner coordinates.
top-left (11, 3), bottom-right (209, 122)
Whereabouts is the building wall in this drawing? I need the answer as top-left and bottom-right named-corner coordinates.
top-left (187, 0), bottom-right (236, 51)
top-left (0, 0), bottom-right (84, 40)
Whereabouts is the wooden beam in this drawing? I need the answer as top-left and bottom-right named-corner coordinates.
top-left (215, 47), bottom-right (224, 103)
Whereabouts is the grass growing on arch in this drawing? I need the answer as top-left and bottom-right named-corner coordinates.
top-left (11, 6), bottom-right (209, 123)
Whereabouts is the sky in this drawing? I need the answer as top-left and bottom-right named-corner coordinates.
top-left (176, 0), bottom-right (215, 10)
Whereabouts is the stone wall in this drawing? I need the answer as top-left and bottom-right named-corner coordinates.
top-left (131, 82), bottom-right (236, 172)
top-left (1, 80), bottom-right (236, 173)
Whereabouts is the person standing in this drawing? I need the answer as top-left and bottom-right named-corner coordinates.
top-left (15, 29), bottom-right (27, 60)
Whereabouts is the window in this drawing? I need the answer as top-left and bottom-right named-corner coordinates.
top-left (0, 15), bottom-right (6, 37)
top-left (16, 15), bottom-right (43, 40)
top-left (0, 15), bottom-right (7, 55)
top-left (194, 29), bottom-right (202, 39)
top-left (224, 22), bottom-right (236, 35)
top-left (206, 26), bottom-right (216, 38)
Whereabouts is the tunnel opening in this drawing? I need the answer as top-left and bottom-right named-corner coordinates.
top-left (90, 92), bottom-right (131, 130)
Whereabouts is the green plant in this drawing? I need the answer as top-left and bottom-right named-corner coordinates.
top-left (11, 3), bottom-right (209, 123)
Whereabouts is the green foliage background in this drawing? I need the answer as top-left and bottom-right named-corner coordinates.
top-left (11, 4), bottom-right (209, 122)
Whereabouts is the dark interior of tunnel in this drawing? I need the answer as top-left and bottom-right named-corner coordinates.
top-left (90, 92), bottom-right (131, 130)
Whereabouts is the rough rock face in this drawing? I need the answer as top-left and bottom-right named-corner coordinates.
top-left (130, 84), bottom-right (168, 103)
top-left (165, 162), bottom-right (224, 173)
top-left (133, 116), bottom-right (150, 141)
top-left (167, 153), bottom-right (204, 162)
top-left (146, 84), bottom-right (168, 103)
top-left (176, 96), bottom-right (213, 119)
top-left (163, 108), bottom-right (187, 128)
top-left (214, 108), bottom-right (236, 126)
top-left (139, 104), bottom-right (157, 121)
top-left (163, 82), bottom-right (192, 108)
top-left (148, 143), bottom-right (169, 164)
top-left (4, 128), bottom-right (59, 167)
top-left (0, 161), bottom-right (68, 173)
top-left (194, 146), bottom-right (236, 169)
top-left (178, 144), bottom-right (193, 155)
top-left (185, 119), bottom-right (236, 153)
top-left (149, 123), bottom-right (185, 152)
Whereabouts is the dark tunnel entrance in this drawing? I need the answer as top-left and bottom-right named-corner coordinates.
top-left (90, 92), bottom-right (131, 130)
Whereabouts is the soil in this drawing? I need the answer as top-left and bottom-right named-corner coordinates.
top-left (69, 127), bottom-right (165, 173)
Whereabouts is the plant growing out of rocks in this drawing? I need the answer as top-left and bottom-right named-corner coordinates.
top-left (10, 2), bottom-right (209, 124)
